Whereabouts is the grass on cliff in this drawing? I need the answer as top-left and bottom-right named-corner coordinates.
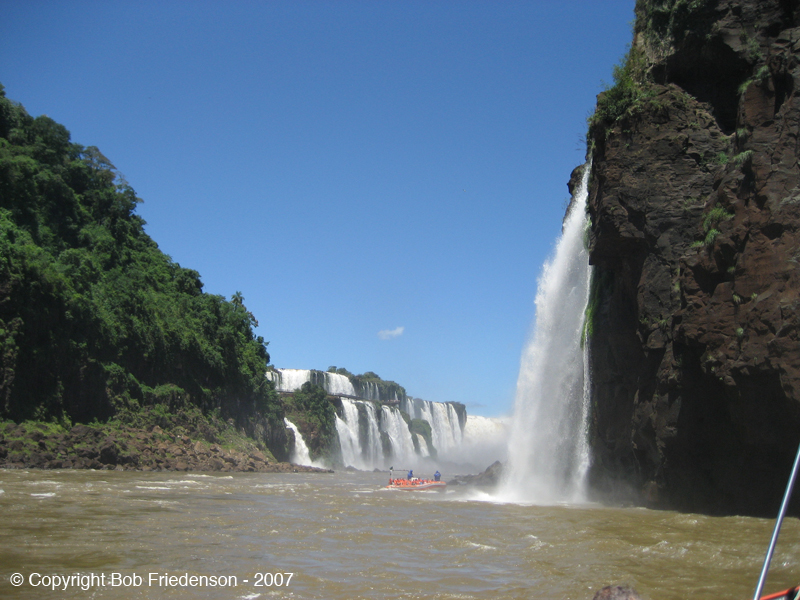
top-left (587, 46), bottom-right (655, 145)
top-left (581, 270), bottom-right (612, 348)
top-left (691, 206), bottom-right (734, 248)
top-left (109, 405), bottom-right (275, 458)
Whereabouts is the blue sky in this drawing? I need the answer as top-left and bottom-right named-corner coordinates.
top-left (1, 1), bottom-right (635, 417)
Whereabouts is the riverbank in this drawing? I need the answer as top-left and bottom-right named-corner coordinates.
top-left (0, 416), bottom-right (332, 473)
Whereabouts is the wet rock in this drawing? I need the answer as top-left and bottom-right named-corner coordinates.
top-left (592, 585), bottom-right (642, 600)
top-left (585, 0), bottom-right (800, 516)
top-left (99, 442), bottom-right (119, 465)
top-left (78, 447), bottom-right (99, 460)
top-left (0, 420), bottom-right (333, 475)
top-left (448, 461), bottom-right (504, 487)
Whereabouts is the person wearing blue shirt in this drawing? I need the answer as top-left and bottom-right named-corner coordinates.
top-left (434, 471), bottom-right (441, 481)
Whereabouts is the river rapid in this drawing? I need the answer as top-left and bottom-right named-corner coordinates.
top-left (1, 469), bottom-right (798, 600)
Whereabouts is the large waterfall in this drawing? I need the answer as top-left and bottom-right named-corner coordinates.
top-left (498, 164), bottom-right (593, 504)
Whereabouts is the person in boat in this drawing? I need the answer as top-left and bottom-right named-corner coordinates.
top-left (407, 469), bottom-right (413, 480)
top-left (434, 470), bottom-right (441, 481)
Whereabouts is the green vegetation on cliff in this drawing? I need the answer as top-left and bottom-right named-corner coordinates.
top-left (634, 0), bottom-right (717, 47)
top-left (587, 45), bottom-right (653, 141)
top-left (283, 382), bottom-right (337, 460)
top-left (0, 85), bottom-right (286, 457)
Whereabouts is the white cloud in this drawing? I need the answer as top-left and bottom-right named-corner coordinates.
top-left (377, 326), bottom-right (404, 340)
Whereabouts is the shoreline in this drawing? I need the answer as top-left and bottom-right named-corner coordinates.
top-left (0, 421), bottom-right (333, 474)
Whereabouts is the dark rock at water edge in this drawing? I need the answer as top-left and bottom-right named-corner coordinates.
top-left (448, 461), bottom-right (504, 487)
top-left (584, 0), bottom-right (800, 516)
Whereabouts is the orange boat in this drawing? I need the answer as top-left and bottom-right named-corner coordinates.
top-left (386, 468), bottom-right (446, 491)
top-left (759, 587), bottom-right (799, 600)
top-left (386, 477), bottom-right (446, 491)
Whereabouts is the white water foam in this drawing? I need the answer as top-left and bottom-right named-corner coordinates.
top-left (497, 163), bottom-right (593, 504)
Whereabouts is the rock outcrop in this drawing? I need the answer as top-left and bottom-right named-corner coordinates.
top-left (585, 0), bottom-right (800, 515)
top-left (0, 421), bottom-right (332, 473)
top-left (447, 460), bottom-right (504, 487)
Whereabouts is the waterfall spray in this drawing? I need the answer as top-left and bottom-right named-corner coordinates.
top-left (499, 163), bottom-right (593, 504)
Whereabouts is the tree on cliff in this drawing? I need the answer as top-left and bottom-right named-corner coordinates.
top-left (0, 84), bottom-right (285, 452)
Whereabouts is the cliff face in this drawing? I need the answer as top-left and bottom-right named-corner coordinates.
top-left (586, 0), bottom-right (800, 515)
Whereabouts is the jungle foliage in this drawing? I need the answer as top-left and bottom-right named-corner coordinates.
top-left (283, 382), bottom-right (337, 460)
top-left (0, 85), bottom-right (282, 438)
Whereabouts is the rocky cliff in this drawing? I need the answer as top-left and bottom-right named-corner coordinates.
top-left (585, 0), bottom-right (800, 515)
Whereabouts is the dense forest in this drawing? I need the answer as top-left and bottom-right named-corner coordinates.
top-left (0, 84), bottom-right (288, 457)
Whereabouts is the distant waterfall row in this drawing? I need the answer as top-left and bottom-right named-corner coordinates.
top-left (335, 399), bottom-right (428, 470)
top-left (267, 368), bottom-right (357, 397)
top-left (266, 368), bottom-right (404, 403)
top-left (334, 396), bottom-right (470, 469)
top-left (399, 397), bottom-right (465, 455)
top-left (269, 368), bottom-right (474, 470)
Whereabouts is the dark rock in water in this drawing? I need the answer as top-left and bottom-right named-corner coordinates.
top-left (592, 585), bottom-right (642, 600)
top-left (448, 461), bottom-right (504, 487)
top-left (584, 0), bottom-right (800, 516)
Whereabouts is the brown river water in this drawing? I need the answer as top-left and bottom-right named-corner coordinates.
top-left (0, 469), bottom-right (798, 600)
